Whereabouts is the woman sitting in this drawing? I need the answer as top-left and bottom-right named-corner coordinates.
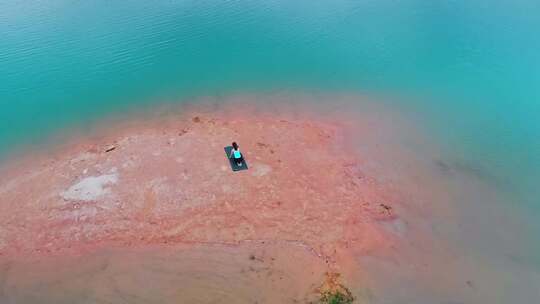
top-left (229, 142), bottom-right (243, 166)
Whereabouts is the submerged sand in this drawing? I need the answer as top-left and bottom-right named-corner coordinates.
top-left (1, 97), bottom-right (533, 303)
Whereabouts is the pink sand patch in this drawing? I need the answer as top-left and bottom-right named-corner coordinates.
top-left (0, 100), bottom-right (408, 258)
top-left (1, 97), bottom-right (494, 303)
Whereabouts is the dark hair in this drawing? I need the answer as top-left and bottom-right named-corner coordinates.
top-left (232, 142), bottom-right (239, 150)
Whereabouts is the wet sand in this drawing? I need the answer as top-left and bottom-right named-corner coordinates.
top-left (1, 242), bottom-right (333, 303)
top-left (1, 96), bottom-right (536, 303)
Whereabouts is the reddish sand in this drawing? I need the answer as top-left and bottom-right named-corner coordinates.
top-left (0, 100), bottom-right (467, 302)
top-left (0, 103), bottom-right (405, 258)
top-left (1, 242), bottom-right (334, 303)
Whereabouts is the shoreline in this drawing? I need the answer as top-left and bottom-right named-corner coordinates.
top-left (2, 96), bottom-right (528, 303)
top-left (0, 99), bottom-right (410, 259)
top-left (0, 99), bottom-right (413, 302)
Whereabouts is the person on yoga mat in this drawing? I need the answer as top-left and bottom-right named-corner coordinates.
top-left (229, 142), bottom-right (243, 166)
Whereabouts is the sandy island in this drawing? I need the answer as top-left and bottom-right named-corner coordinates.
top-left (0, 101), bottom-right (406, 257)
top-left (0, 98), bottom-right (478, 303)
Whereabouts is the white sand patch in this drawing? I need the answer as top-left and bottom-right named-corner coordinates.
top-left (252, 163), bottom-right (272, 177)
top-left (61, 172), bottom-right (119, 202)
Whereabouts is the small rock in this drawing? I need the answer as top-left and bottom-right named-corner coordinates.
top-left (380, 203), bottom-right (392, 214)
top-left (178, 129), bottom-right (189, 136)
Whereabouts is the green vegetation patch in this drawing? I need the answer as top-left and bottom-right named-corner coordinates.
top-left (317, 272), bottom-right (354, 304)
top-left (320, 289), bottom-right (354, 304)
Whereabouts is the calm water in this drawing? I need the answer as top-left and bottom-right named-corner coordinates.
top-left (1, 0), bottom-right (539, 300)
top-left (2, 0), bottom-right (539, 190)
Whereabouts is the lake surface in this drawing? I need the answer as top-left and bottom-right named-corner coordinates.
top-left (1, 1), bottom-right (539, 303)
top-left (2, 1), bottom-right (539, 198)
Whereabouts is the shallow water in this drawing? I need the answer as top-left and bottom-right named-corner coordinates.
top-left (1, 1), bottom-right (539, 303)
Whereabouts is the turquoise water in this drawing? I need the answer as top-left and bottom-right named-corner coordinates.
top-left (2, 0), bottom-right (539, 234)
top-left (2, 1), bottom-right (540, 301)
